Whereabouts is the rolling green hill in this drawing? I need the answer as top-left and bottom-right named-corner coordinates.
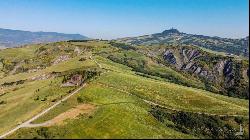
top-left (0, 40), bottom-right (248, 139)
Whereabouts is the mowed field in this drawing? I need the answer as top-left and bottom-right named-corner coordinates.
top-left (6, 55), bottom-right (249, 139)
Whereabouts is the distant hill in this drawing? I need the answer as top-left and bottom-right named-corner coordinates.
top-left (0, 28), bottom-right (89, 48)
top-left (117, 28), bottom-right (249, 57)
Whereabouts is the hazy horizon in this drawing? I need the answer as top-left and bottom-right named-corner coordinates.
top-left (0, 0), bottom-right (249, 39)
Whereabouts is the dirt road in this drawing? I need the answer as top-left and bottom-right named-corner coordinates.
top-left (0, 84), bottom-right (86, 139)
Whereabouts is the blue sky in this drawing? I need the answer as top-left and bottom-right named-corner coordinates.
top-left (0, 0), bottom-right (249, 39)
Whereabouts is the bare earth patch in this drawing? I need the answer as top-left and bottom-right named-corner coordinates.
top-left (47, 104), bottom-right (95, 126)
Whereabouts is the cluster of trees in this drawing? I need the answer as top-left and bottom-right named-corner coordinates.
top-left (2, 80), bottom-right (25, 86)
top-left (109, 41), bottom-right (137, 50)
top-left (67, 40), bottom-right (89, 42)
top-left (62, 69), bottom-right (101, 84)
top-left (149, 106), bottom-right (248, 139)
top-left (79, 57), bottom-right (87, 61)
top-left (77, 96), bottom-right (92, 103)
top-left (0, 100), bottom-right (6, 105)
top-left (0, 59), bottom-right (15, 73)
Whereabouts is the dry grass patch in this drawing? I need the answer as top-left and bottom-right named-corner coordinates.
top-left (47, 104), bottom-right (95, 126)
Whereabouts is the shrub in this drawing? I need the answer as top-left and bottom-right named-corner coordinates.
top-left (0, 100), bottom-right (6, 105)
top-left (77, 97), bottom-right (84, 103)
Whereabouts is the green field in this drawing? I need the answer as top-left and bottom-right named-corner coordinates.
top-left (8, 83), bottom-right (196, 139)
top-left (0, 77), bottom-right (76, 134)
top-left (0, 45), bottom-right (37, 61)
top-left (0, 41), bottom-right (248, 139)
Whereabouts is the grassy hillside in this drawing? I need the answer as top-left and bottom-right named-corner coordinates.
top-left (0, 40), bottom-right (248, 139)
top-left (0, 78), bottom-right (75, 134)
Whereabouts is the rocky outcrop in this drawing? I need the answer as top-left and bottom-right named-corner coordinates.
top-left (164, 48), bottom-right (202, 71)
top-left (164, 48), bottom-right (231, 82)
top-left (162, 46), bottom-right (249, 98)
top-left (74, 47), bottom-right (81, 55)
top-left (27, 66), bottom-right (43, 73)
top-left (223, 61), bottom-right (233, 77)
top-left (61, 74), bottom-right (83, 87)
top-left (181, 48), bottom-right (201, 62)
top-left (163, 51), bottom-right (177, 65)
top-left (222, 61), bottom-right (234, 87)
top-left (53, 55), bottom-right (70, 65)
